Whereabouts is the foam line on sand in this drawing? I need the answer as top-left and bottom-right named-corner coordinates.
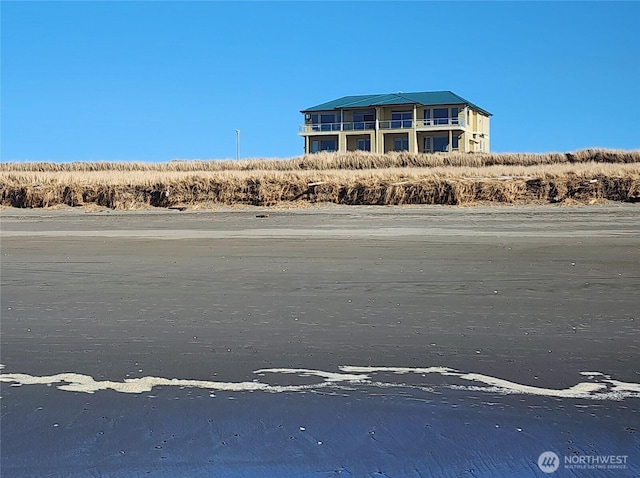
top-left (1, 365), bottom-right (638, 400)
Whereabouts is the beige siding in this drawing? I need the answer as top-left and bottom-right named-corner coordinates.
top-left (300, 102), bottom-right (491, 154)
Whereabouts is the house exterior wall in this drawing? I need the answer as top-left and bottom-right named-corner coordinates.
top-left (463, 109), bottom-right (490, 152)
top-left (300, 100), bottom-right (490, 154)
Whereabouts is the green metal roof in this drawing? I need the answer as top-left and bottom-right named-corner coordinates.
top-left (302, 91), bottom-right (492, 116)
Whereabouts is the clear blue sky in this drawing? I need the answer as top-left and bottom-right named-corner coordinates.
top-left (2, 1), bottom-right (639, 162)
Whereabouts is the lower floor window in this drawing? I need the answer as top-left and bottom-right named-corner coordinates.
top-left (357, 138), bottom-right (370, 151)
top-left (320, 139), bottom-right (336, 152)
top-left (424, 135), bottom-right (460, 152)
top-left (311, 139), bottom-right (337, 153)
top-left (394, 137), bottom-right (409, 151)
top-left (433, 136), bottom-right (448, 152)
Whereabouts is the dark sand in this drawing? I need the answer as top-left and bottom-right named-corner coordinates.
top-left (1, 205), bottom-right (639, 476)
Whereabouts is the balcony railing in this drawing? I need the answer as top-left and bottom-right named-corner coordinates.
top-left (298, 122), bottom-right (375, 133)
top-left (344, 121), bottom-right (376, 131)
top-left (379, 118), bottom-right (466, 129)
top-left (299, 123), bottom-right (339, 133)
top-left (298, 118), bottom-right (465, 133)
top-left (422, 117), bottom-right (465, 127)
top-left (379, 120), bottom-right (413, 129)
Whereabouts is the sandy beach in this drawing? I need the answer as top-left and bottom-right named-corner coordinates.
top-left (1, 204), bottom-right (639, 476)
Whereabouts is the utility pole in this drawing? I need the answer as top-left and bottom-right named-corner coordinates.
top-left (235, 129), bottom-right (240, 160)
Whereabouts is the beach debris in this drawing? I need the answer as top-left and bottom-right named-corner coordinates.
top-left (256, 214), bottom-right (270, 218)
top-left (299, 426), bottom-right (306, 431)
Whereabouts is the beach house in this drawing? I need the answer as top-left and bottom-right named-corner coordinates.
top-left (299, 91), bottom-right (491, 154)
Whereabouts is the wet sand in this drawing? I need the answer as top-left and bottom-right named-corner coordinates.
top-left (1, 205), bottom-right (639, 476)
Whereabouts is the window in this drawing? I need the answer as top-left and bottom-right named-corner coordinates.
top-left (391, 111), bottom-right (412, 128)
top-left (356, 138), bottom-right (371, 151)
top-left (423, 109), bottom-right (431, 126)
top-left (394, 137), bottom-right (409, 151)
top-left (451, 107), bottom-right (459, 125)
top-left (433, 108), bottom-right (449, 125)
top-left (320, 114), bottom-right (335, 131)
top-left (318, 113), bottom-right (341, 131)
top-left (354, 112), bottom-right (375, 130)
top-left (433, 136), bottom-right (448, 152)
top-left (452, 135), bottom-right (459, 151)
top-left (311, 139), bottom-right (336, 153)
top-left (424, 137), bottom-right (432, 153)
top-left (311, 114), bottom-right (319, 131)
top-left (320, 139), bottom-right (336, 152)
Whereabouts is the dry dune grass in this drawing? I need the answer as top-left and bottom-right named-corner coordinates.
top-left (1, 149), bottom-right (639, 208)
top-left (3, 148), bottom-right (639, 173)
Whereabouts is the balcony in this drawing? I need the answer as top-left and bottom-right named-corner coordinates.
top-left (344, 121), bottom-right (376, 131)
top-left (298, 122), bottom-right (375, 134)
top-left (299, 118), bottom-right (465, 134)
top-left (379, 117), bottom-right (466, 129)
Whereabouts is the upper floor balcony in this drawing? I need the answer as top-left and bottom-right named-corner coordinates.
top-left (299, 117), bottom-right (466, 134)
top-left (380, 117), bottom-right (466, 129)
top-left (298, 121), bottom-right (375, 134)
